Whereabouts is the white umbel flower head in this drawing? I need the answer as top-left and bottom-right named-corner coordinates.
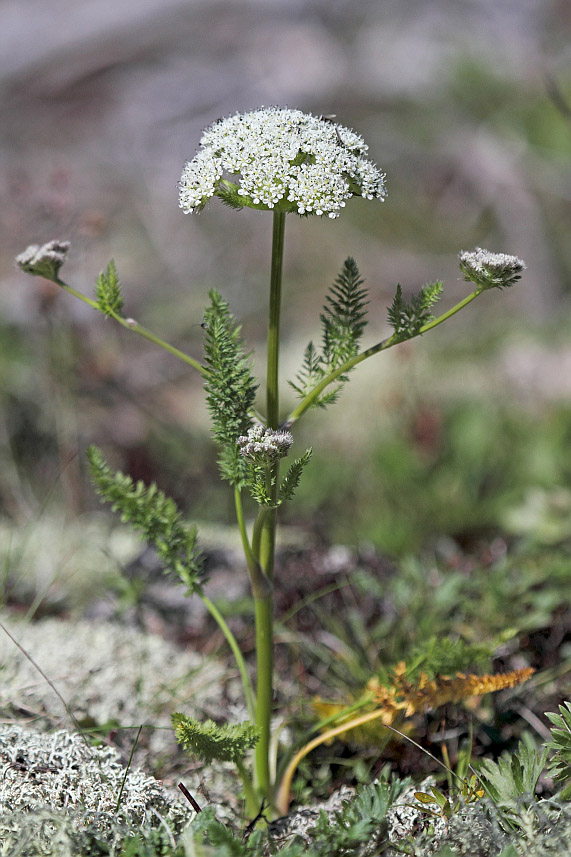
top-left (458, 247), bottom-right (526, 290)
top-left (238, 425), bottom-right (294, 463)
top-left (179, 107), bottom-right (386, 219)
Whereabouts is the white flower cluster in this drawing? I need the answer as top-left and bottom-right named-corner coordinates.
top-left (238, 425), bottom-right (294, 462)
top-left (179, 107), bottom-right (386, 219)
top-left (459, 247), bottom-right (526, 290)
top-left (15, 240), bottom-right (70, 281)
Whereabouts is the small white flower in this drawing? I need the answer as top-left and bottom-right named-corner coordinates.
top-left (458, 247), bottom-right (526, 290)
top-left (15, 240), bottom-right (71, 282)
top-left (238, 426), bottom-right (294, 463)
top-left (179, 107), bottom-right (386, 219)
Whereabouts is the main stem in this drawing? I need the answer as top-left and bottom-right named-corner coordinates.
top-left (254, 211), bottom-right (286, 803)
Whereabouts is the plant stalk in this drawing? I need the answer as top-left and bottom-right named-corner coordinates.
top-left (253, 210), bottom-right (286, 803)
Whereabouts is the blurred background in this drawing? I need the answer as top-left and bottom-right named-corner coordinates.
top-left (1, 0), bottom-right (571, 609)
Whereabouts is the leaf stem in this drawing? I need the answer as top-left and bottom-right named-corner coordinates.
top-left (284, 288), bottom-right (483, 428)
top-left (201, 594), bottom-right (256, 722)
top-left (55, 278), bottom-right (208, 376)
top-left (252, 210), bottom-right (286, 804)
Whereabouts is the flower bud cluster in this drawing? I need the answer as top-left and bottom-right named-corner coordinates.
top-left (179, 107), bottom-right (386, 219)
top-left (16, 240), bottom-right (71, 282)
top-left (238, 426), bottom-right (294, 464)
top-left (459, 247), bottom-right (526, 290)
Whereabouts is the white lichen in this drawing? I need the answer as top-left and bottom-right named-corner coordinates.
top-left (0, 724), bottom-right (188, 855)
top-left (0, 614), bottom-right (226, 766)
top-left (179, 107), bottom-right (386, 219)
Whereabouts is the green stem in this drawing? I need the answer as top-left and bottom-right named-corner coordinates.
top-left (284, 288), bottom-right (483, 428)
top-left (254, 595), bottom-right (274, 800)
top-left (234, 487), bottom-right (271, 599)
top-left (201, 595), bottom-right (256, 722)
top-left (266, 212), bottom-right (286, 429)
top-left (55, 278), bottom-right (208, 376)
top-left (253, 210), bottom-right (286, 803)
top-left (236, 757), bottom-right (260, 819)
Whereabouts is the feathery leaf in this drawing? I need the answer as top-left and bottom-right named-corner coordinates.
top-left (171, 713), bottom-right (260, 763)
top-left (95, 259), bottom-right (124, 317)
top-left (289, 258), bottom-right (367, 410)
top-left (279, 448), bottom-right (313, 503)
top-left (202, 291), bottom-right (259, 485)
top-left (387, 281), bottom-right (443, 341)
top-left (87, 445), bottom-right (203, 594)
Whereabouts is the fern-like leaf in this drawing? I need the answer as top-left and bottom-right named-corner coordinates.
top-left (545, 701), bottom-right (571, 799)
top-left (279, 448), bottom-right (313, 503)
top-left (288, 341), bottom-right (323, 398)
top-left (387, 281), bottom-right (443, 342)
top-left (171, 713), bottom-right (260, 763)
top-left (202, 291), bottom-right (259, 485)
top-left (288, 259), bottom-right (367, 411)
top-left (320, 257), bottom-right (368, 370)
top-left (87, 445), bottom-right (203, 595)
top-left (95, 259), bottom-right (124, 317)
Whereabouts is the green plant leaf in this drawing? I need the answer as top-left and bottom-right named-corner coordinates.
top-left (202, 291), bottom-right (259, 486)
top-left (545, 701), bottom-right (571, 793)
top-left (171, 713), bottom-right (260, 763)
top-left (387, 281), bottom-right (443, 342)
top-left (95, 259), bottom-right (124, 317)
top-left (279, 448), bottom-right (313, 503)
top-left (87, 445), bottom-right (203, 595)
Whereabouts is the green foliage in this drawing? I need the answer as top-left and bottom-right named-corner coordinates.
top-left (171, 713), bottom-right (260, 763)
top-left (392, 636), bottom-right (493, 685)
top-left (95, 259), bottom-right (124, 317)
top-left (289, 258), bottom-right (368, 408)
top-left (119, 827), bottom-right (185, 857)
top-left (320, 257), bottom-right (368, 370)
top-left (414, 776), bottom-right (484, 822)
top-left (297, 776), bottom-right (410, 856)
top-left (87, 445), bottom-right (203, 595)
top-left (476, 742), bottom-right (548, 828)
top-left (545, 701), bottom-right (571, 799)
top-left (189, 777), bottom-right (409, 857)
top-left (202, 291), bottom-right (259, 485)
top-left (387, 281), bottom-right (443, 342)
top-left (279, 448), bottom-right (313, 504)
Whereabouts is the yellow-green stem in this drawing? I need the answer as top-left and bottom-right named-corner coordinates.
top-left (202, 594), bottom-right (256, 722)
top-left (253, 210), bottom-right (286, 803)
top-left (266, 212), bottom-right (286, 429)
top-left (254, 595), bottom-right (274, 800)
top-left (55, 278), bottom-right (208, 376)
top-left (284, 288), bottom-right (483, 428)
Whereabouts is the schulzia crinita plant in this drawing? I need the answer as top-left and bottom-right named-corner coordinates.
top-left (16, 107), bottom-right (527, 818)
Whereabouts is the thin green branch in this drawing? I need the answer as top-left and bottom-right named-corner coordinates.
top-left (284, 288), bottom-right (482, 428)
top-left (201, 595), bottom-right (256, 722)
top-left (55, 278), bottom-right (209, 376)
top-left (234, 487), bottom-right (271, 599)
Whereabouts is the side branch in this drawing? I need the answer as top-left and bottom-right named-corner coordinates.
top-left (55, 278), bottom-right (209, 377)
top-left (284, 288), bottom-right (482, 428)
